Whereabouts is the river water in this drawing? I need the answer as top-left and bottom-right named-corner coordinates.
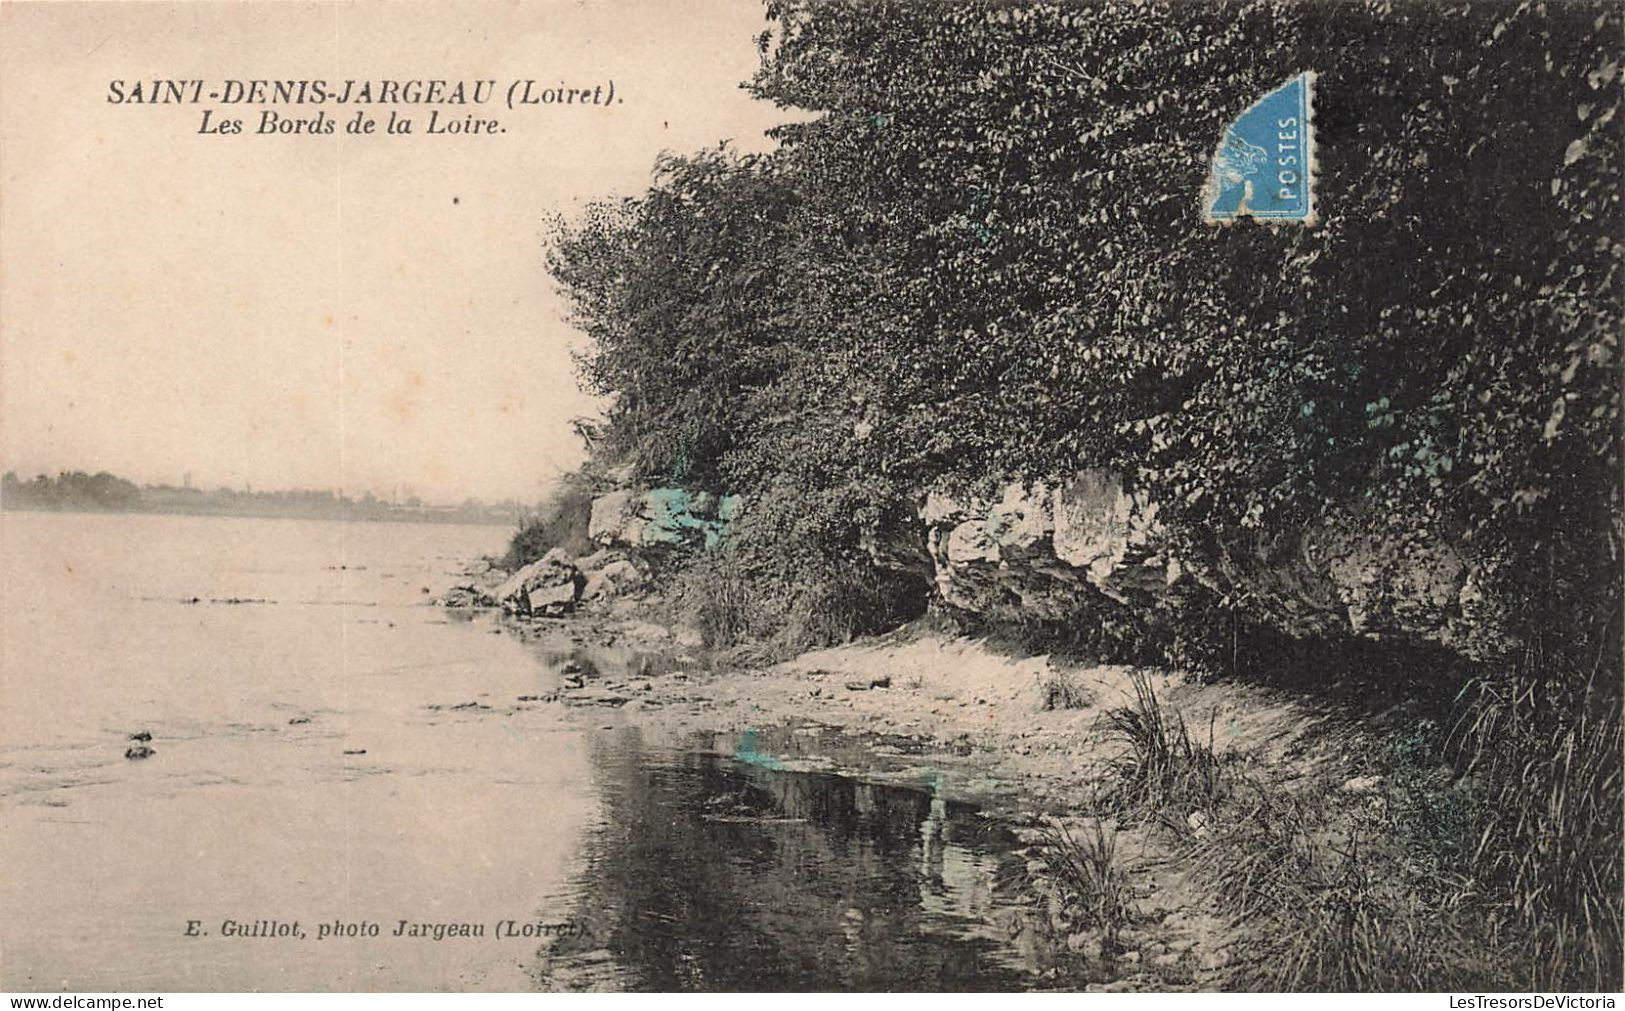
top-left (0, 512), bottom-right (1056, 992)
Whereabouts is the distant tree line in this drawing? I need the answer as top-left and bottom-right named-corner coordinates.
top-left (2, 470), bottom-right (143, 511)
top-left (1, 470), bottom-right (525, 526)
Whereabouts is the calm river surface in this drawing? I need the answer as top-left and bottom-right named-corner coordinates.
top-left (1, 512), bottom-right (1050, 992)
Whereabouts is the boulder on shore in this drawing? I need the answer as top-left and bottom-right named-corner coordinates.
top-left (493, 548), bottom-right (585, 617)
top-left (438, 584), bottom-right (496, 608)
top-left (577, 549), bottom-right (650, 601)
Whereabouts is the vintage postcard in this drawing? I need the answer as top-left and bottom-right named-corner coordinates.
top-left (1, 0), bottom-right (1620, 999)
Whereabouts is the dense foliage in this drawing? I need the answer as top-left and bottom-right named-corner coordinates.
top-left (556, 0), bottom-right (1620, 647)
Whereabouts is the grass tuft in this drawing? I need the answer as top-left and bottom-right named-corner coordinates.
top-left (1040, 667), bottom-right (1091, 711)
top-left (1187, 781), bottom-right (1468, 990)
top-left (1449, 666), bottom-right (1624, 990)
top-left (1035, 818), bottom-right (1133, 951)
top-left (1102, 669), bottom-right (1225, 816)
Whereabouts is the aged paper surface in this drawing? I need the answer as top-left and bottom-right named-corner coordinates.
top-left (2, 0), bottom-right (1621, 997)
top-left (0, 1), bottom-right (791, 992)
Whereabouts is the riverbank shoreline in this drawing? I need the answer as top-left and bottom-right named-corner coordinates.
top-left (482, 596), bottom-right (1397, 991)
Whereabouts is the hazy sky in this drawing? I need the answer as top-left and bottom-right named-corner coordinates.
top-left (0, 0), bottom-right (790, 503)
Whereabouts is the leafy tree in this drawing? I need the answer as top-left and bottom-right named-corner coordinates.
top-left (552, 147), bottom-right (802, 487)
top-left (556, 0), bottom-right (1621, 662)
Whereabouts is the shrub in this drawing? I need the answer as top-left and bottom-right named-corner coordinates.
top-left (673, 538), bottom-right (926, 657)
top-left (672, 548), bottom-right (757, 650)
top-left (503, 474), bottom-right (597, 569)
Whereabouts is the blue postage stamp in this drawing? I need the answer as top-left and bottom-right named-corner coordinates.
top-left (1204, 71), bottom-right (1316, 224)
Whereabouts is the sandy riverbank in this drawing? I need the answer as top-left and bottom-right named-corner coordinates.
top-left (486, 598), bottom-right (1384, 990)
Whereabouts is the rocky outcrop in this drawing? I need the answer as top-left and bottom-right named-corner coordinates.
top-left (460, 471), bottom-right (1507, 659)
top-left (921, 477), bottom-right (1173, 622)
top-left (1208, 517), bottom-right (1501, 655)
top-left (589, 488), bottom-right (741, 551)
top-left (577, 549), bottom-right (650, 602)
top-left (493, 548), bottom-right (585, 617)
top-left (920, 470), bottom-right (1509, 658)
top-left (438, 500), bottom-right (671, 616)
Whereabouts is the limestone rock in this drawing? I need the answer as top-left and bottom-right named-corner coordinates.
top-left (989, 481), bottom-right (1052, 554)
top-left (1319, 527), bottom-right (1468, 638)
top-left (581, 553), bottom-right (649, 601)
top-left (588, 490), bottom-right (640, 546)
top-left (1053, 471), bottom-right (1136, 579)
top-left (923, 471), bottom-right (1166, 621)
top-left (588, 488), bottom-right (740, 550)
top-left (438, 584), bottom-right (496, 608)
top-left (945, 519), bottom-right (999, 564)
top-left (916, 467), bottom-right (1509, 660)
top-left (493, 548), bottom-right (584, 617)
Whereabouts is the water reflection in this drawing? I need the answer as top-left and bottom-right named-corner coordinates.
top-left (541, 641), bottom-right (687, 681)
top-left (533, 728), bottom-right (1059, 992)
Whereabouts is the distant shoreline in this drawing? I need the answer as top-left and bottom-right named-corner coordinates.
top-left (0, 501), bottom-right (520, 527)
top-left (2, 470), bottom-right (526, 527)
